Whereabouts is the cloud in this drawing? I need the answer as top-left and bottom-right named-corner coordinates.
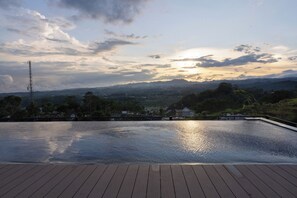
top-left (0, 10), bottom-right (136, 57)
top-left (88, 39), bottom-right (135, 54)
top-left (0, 61), bottom-right (159, 92)
top-left (182, 66), bottom-right (196, 69)
top-left (138, 64), bottom-right (171, 68)
top-left (54, 0), bottom-right (150, 24)
top-left (171, 55), bottom-right (213, 62)
top-left (288, 56), bottom-right (297, 61)
top-left (0, 0), bottom-right (21, 8)
top-left (195, 53), bottom-right (278, 67)
top-left (4, 9), bottom-right (79, 45)
top-left (105, 29), bottom-right (147, 39)
top-left (263, 70), bottom-right (297, 78)
top-left (0, 41), bottom-right (85, 56)
top-left (238, 69), bottom-right (297, 79)
top-left (148, 54), bottom-right (161, 59)
top-left (172, 44), bottom-right (279, 67)
top-left (0, 75), bottom-right (13, 86)
top-left (56, 68), bottom-right (157, 90)
top-left (234, 44), bottom-right (261, 54)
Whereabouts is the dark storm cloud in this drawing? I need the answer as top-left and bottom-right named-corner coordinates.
top-left (89, 39), bottom-right (135, 54)
top-left (54, 0), bottom-right (150, 24)
top-left (0, 0), bottom-right (21, 8)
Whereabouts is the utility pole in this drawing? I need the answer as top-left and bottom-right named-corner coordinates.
top-left (28, 61), bottom-right (33, 104)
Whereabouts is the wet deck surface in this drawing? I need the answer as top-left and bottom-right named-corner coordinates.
top-left (0, 164), bottom-right (296, 197)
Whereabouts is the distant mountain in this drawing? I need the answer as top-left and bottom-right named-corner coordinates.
top-left (1, 77), bottom-right (297, 107)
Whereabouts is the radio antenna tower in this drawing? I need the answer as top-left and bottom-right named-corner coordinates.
top-left (28, 61), bottom-right (33, 104)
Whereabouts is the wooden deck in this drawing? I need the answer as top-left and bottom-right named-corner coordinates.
top-left (0, 164), bottom-right (296, 197)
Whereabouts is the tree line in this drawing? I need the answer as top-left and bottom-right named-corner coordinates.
top-left (169, 82), bottom-right (297, 122)
top-left (0, 92), bottom-right (145, 121)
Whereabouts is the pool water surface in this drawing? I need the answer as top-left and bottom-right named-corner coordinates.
top-left (0, 120), bottom-right (296, 164)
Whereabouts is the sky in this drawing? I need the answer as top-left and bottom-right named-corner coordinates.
top-left (0, 0), bottom-right (297, 93)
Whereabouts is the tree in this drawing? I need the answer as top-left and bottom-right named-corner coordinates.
top-left (0, 96), bottom-right (22, 118)
top-left (26, 102), bottom-right (39, 117)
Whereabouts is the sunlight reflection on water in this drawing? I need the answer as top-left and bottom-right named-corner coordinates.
top-left (0, 120), bottom-right (297, 164)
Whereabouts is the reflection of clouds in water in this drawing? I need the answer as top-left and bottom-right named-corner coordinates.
top-left (21, 122), bottom-right (86, 157)
top-left (175, 121), bottom-right (213, 153)
top-left (1, 121), bottom-right (297, 163)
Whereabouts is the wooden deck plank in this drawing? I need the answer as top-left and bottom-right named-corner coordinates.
top-left (30, 165), bottom-right (76, 198)
top-left (289, 165), bottom-right (297, 171)
top-left (15, 165), bottom-right (66, 198)
top-left (0, 164), bottom-right (18, 176)
top-left (73, 165), bottom-right (107, 198)
top-left (0, 165), bottom-right (36, 187)
top-left (258, 165), bottom-right (297, 195)
top-left (204, 165), bottom-right (235, 198)
top-left (192, 165), bottom-right (220, 198)
top-left (160, 165), bottom-right (175, 198)
top-left (60, 165), bottom-right (97, 198)
top-left (236, 165), bottom-right (280, 198)
top-left (214, 165), bottom-right (249, 198)
top-left (2, 165), bottom-right (55, 197)
top-left (279, 165), bottom-right (297, 179)
top-left (0, 164), bottom-right (296, 198)
top-left (103, 165), bottom-right (129, 198)
top-left (44, 165), bottom-right (86, 198)
top-left (182, 165), bottom-right (205, 198)
top-left (171, 165), bottom-right (190, 198)
top-left (247, 165), bottom-right (295, 198)
top-left (230, 165), bottom-right (265, 198)
top-left (117, 165), bottom-right (139, 198)
top-left (268, 166), bottom-right (297, 187)
top-left (88, 165), bottom-right (118, 198)
top-left (0, 165), bottom-right (43, 197)
top-left (0, 164), bottom-right (27, 179)
top-left (147, 165), bottom-right (161, 198)
top-left (132, 165), bottom-right (149, 198)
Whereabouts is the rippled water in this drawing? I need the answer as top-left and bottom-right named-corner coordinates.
top-left (0, 120), bottom-right (297, 164)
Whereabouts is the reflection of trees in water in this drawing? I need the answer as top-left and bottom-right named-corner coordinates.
top-left (1, 121), bottom-right (297, 163)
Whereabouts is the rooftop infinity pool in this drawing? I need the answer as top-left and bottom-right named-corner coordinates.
top-left (0, 120), bottom-right (296, 164)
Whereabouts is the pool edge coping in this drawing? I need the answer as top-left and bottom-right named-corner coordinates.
top-left (245, 117), bottom-right (297, 132)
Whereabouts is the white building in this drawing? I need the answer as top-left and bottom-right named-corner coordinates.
top-left (176, 107), bottom-right (195, 117)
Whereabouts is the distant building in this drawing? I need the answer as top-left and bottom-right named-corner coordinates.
top-left (176, 107), bottom-right (195, 117)
top-left (70, 114), bottom-right (76, 119)
top-left (121, 111), bottom-right (134, 116)
top-left (121, 111), bottom-right (128, 115)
